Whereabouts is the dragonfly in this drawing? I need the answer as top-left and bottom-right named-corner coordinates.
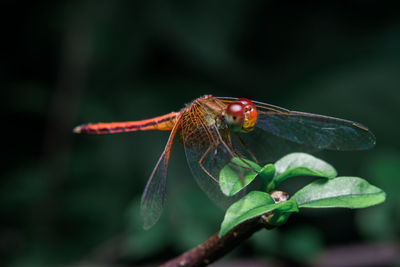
top-left (73, 95), bottom-right (375, 229)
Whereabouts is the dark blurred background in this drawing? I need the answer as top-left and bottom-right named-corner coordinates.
top-left (2, 1), bottom-right (400, 266)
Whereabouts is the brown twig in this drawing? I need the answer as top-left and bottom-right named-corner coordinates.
top-left (160, 216), bottom-right (274, 267)
top-left (160, 191), bottom-right (288, 267)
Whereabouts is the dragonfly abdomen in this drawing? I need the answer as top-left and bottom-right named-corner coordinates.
top-left (73, 112), bottom-right (178, 134)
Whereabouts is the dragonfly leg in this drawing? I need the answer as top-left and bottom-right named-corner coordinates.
top-left (214, 132), bottom-right (259, 186)
top-left (234, 133), bottom-right (259, 164)
top-left (223, 132), bottom-right (258, 172)
top-left (199, 145), bottom-right (219, 183)
top-left (225, 133), bottom-right (248, 160)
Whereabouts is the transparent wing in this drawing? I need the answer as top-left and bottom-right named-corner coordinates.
top-left (184, 140), bottom-right (239, 209)
top-left (140, 115), bottom-right (181, 229)
top-left (255, 105), bottom-right (375, 151)
top-left (232, 126), bottom-right (317, 165)
top-left (140, 150), bottom-right (169, 229)
top-left (219, 97), bottom-right (376, 151)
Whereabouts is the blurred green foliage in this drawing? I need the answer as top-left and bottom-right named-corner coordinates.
top-left (2, 1), bottom-right (400, 266)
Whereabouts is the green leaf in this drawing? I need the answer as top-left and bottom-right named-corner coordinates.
top-left (259, 163), bottom-right (275, 189)
top-left (267, 209), bottom-right (293, 226)
top-left (219, 158), bottom-right (261, 196)
top-left (292, 176), bottom-right (386, 209)
top-left (268, 153), bottom-right (337, 191)
top-left (219, 191), bottom-right (298, 237)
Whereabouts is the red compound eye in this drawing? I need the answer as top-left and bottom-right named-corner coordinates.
top-left (237, 98), bottom-right (255, 108)
top-left (237, 97), bottom-right (257, 132)
top-left (226, 102), bottom-right (245, 125)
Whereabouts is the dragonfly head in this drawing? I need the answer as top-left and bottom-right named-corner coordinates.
top-left (225, 98), bottom-right (257, 133)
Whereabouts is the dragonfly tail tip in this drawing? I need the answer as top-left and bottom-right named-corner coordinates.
top-left (73, 126), bottom-right (82, 134)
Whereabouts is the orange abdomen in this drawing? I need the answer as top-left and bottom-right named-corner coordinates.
top-left (73, 112), bottom-right (178, 134)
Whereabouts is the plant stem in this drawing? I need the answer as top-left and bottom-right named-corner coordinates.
top-left (159, 217), bottom-right (274, 267)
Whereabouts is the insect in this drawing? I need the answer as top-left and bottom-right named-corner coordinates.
top-left (74, 95), bottom-right (375, 228)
